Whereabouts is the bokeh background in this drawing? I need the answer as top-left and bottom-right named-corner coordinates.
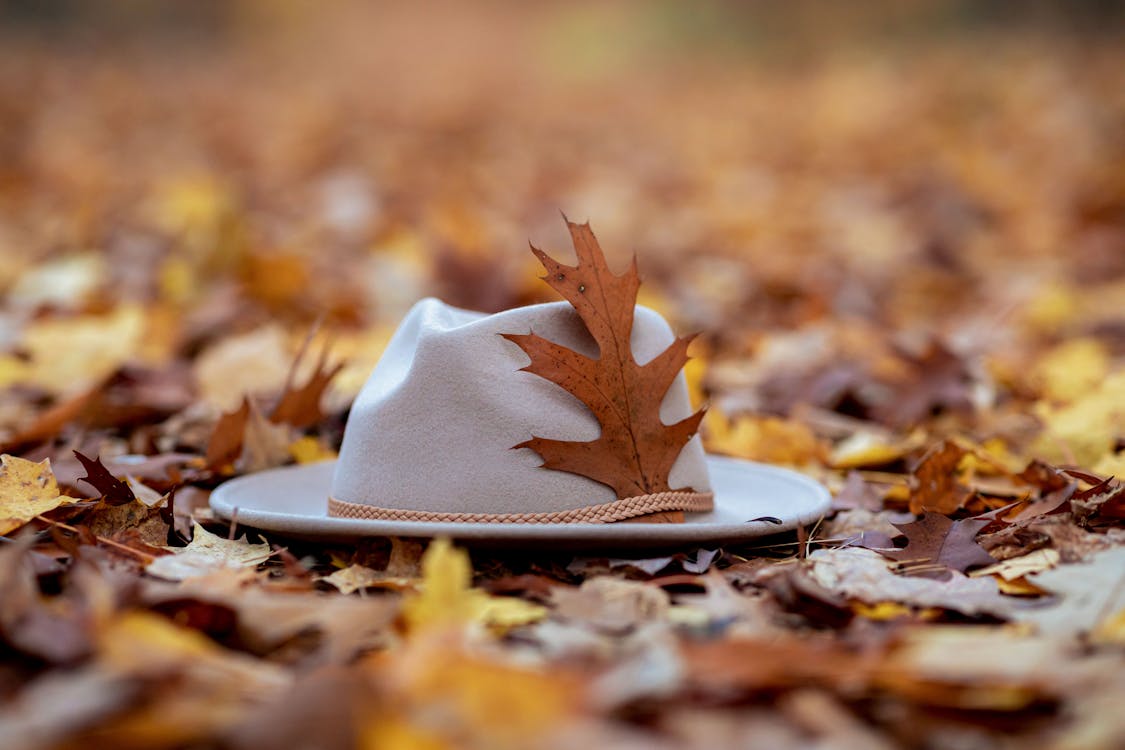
top-left (1, 0), bottom-right (1123, 456)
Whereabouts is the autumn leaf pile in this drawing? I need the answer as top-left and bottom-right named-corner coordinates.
top-left (1, 3), bottom-right (1124, 749)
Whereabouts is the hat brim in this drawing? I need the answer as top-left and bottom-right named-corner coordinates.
top-left (209, 454), bottom-right (830, 550)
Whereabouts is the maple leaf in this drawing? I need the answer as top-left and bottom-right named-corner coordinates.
top-left (73, 451), bottom-right (137, 506)
top-left (145, 522), bottom-right (272, 581)
top-left (882, 513), bottom-right (995, 576)
top-left (502, 219), bottom-right (705, 500)
top-left (0, 455), bottom-right (72, 536)
top-left (400, 538), bottom-right (545, 633)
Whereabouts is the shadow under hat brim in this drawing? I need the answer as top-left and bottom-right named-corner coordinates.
top-left (209, 454), bottom-right (830, 551)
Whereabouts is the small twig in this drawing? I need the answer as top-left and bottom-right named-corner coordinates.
top-left (804, 514), bottom-right (826, 559)
top-left (36, 516), bottom-right (155, 562)
top-left (228, 506), bottom-right (240, 540)
top-left (889, 557), bottom-right (933, 567)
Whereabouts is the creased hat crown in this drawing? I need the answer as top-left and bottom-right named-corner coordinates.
top-left (329, 298), bottom-right (711, 521)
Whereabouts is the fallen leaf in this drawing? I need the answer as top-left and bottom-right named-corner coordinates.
top-left (551, 576), bottom-right (671, 633)
top-left (704, 410), bottom-right (827, 466)
top-left (971, 548), bottom-right (1060, 581)
top-left (0, 306), bottom-right (145, 394)
top-left (831, 471), bottom-right (887, 511)
top-left (193, 324), bottom-right (294, 411)
top-left (830, 430), bottom-right (908, 469)
top-left (237, 400), bottom-right (294, 473)
top-left (206, 398), bottom-right (251, 471)
top-left (808, 547), bottom-right (1011, 616)
top-left (883, 512), bottom-right (996, 575)
top-left (1032, 370), bottom-right (1125, 467)
top-left (502, 219), bottom-right (705, 503)
top-left (74, 450), bottom-right (137, 506)
top-left (909, 440), bottom-right (971, 514)
top-left (287, 435), bottom-right (337, 464)
top-left (145, 523), bottom-right (272, 581)
top-left (1012, 546), bottom-right (1125, 639)
top-left (0, 455), bottom-right (71, 535)
top-left (1031, 337), bottom-right (1111, 403)
top-left (0, 668), bottom-right (140, 750)
top-left (270, 340), bottom-right (345, 429)
top-left (400, 538), bottom-right (545, 633)
top-left (320, 564), bottom-right (414, 594)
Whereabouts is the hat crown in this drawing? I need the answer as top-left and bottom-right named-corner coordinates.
top-left (330, 298), bottom-right (710, 518)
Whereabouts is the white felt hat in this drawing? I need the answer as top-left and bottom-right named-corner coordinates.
top-left (211, 298), bottom-right (830, 548)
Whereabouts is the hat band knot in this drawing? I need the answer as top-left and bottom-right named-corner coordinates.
top-left (327, 490), bottom-right (714, 524)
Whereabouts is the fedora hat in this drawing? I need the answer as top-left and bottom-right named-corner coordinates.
top-left (211, 220), bottom-right (832, 548)
top-left (211, 226), bottom-right (829, 549)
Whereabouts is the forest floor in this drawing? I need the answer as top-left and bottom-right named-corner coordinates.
top-left (0, 4), bottom-right (1123, 749)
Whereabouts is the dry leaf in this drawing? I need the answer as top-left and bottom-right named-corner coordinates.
top-left (502, 219), bottom-right (705, 502)
top-left (808, 547), bottom-right (1011, 616)
top-left (146, 523), bottom-right (272, 581)
top-left (883, 513), bottom-right (996, 575)
top-left (0, 455), bottom-right (70, 535)
top-left (400, 538), bottom-right (545, 633)
top-left (320, 564), bottom-right (414, 595)
top-left (73, 450), bottom-right (137, 506)
top-left (1013, 546), bottom-right (1125, 638)
top-left (270, 342), bottom-right (345, 429)
top-left (206, 398), bottom-right (251, 471)
top-left (909, 440), bottom-right (971, 514)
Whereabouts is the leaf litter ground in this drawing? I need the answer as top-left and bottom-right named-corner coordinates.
top-left (0, 4), bottom-right (1124, 749)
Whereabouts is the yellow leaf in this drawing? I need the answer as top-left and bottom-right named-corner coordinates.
top-left (99, 610), bottom-right (217, 673)
top-left (1031, 338), bottom-right (1110, 403)
top-left (682, 348), bottom-right (709, 411)
top-left (994, 576), bottom-right (1049, 597)
top-left (705, 410), bottom-right (827, 466)
top-left (0, 306), bottom-right (145, 393)
top-left (0, 455), bottom-right (70, 535)
top-left (313, 324), bottom-right (395, 405)
top-left (1092, 450), bottom-right (1125, 480)
top-left (150, 176), bottom-right (232, 236)
top-left (360, 717), bottom-right (452, 750)
top-left (830, 431), bottom-right (909, 469)
top-left (1021, 280), bottom-right (1080, 335)
top-left (400, 538), bottom-right (545, 633)
top-left (1032, 369), bottom-right (1125, 466)
top-left (852, 601), bottom-right (940, 621)
top-left (957, 437), bottom-right (1024, 476)
top-left (288, 435), bottom-right (338, 464)
top-left (366, 629), bottom-right (580, 747)
top-left (94, 611), bottom-right (290, 746)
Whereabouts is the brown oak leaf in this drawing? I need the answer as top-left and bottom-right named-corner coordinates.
top-left (882, 513), bottom-right (995, 577)
top-left (73, 451), bottom-right (137, 507)
top-left (909, 440), bottom-right (971, 514)
top-left (502, 219), bottom-right (705, 503)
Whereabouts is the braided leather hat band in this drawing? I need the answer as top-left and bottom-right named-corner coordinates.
top-left (327, 490), bottom-right (714, 524)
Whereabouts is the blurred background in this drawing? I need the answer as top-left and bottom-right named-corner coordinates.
top-left (1, 0), bottom-right (1123, 454)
